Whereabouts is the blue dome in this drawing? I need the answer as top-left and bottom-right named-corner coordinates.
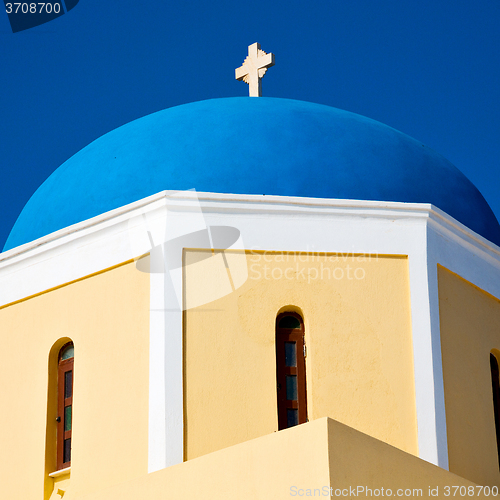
top-left (5, 97), bottom-right (500, 250)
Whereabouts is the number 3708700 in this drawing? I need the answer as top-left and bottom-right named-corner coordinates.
top-left (5, 3), bottom-right (61, 14)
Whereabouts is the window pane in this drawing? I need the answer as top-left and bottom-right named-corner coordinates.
top-left (278, 315), bottom-right (301, 329)
top-left (63, 438), bottom-right (71, 464)
top-left (286, 375), bottom-right (297, 400)
top-left (64, 370), bottom-right (73, 398)
top-left (64, 405), bottom-right (72, 432)
top-left (285, 342), bottom-right (296, 367)
top-left (61, 344), bottom-right (74, 360)
top-left (287, 409), bottom-right (299, 427)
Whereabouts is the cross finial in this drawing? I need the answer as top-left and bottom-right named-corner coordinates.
top-left (235, 43), bottom-right (275, 97)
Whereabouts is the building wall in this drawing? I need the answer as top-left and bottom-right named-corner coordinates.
top-left (0, 259), bottom-right (150, 500)
top-left (184, 250), bottom-right (417, 460)
top-left (438, 265), bottom-right (500, 486)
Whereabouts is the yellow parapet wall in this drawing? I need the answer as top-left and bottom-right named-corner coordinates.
top-left (71, 418), bottom-right (485, 500)
top-left (438, 265), bottom-right (500, 486)
top-left (184, 250), bottom-right (417, 460)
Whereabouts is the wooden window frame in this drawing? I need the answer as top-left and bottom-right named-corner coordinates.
top-left (276, 312), bottom-right (307, 430)
top-left (57, 342), bottom-right (74, 470)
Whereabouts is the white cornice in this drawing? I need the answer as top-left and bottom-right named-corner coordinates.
top-left (1, 191), bottom-right (499, 269)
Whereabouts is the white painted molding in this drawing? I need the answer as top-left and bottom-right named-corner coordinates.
top-left (2, 191), bottom-right (499, 269)
top-left (48, 467), bottom-right (71, 478)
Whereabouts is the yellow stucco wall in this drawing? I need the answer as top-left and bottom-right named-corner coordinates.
top-left (184, 250), bottom-right (417, 460)
top-left (438, 265), bottom-right (500, 486)
top-left (0, 259), bottom-right (150, 500)
top-left (74, 418), bottom-right (483, 500)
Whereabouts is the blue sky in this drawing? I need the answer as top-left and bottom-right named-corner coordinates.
top-left (1, 0), bottom-right (499, 250)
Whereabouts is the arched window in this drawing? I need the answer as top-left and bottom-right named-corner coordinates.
top-left (490, 352), bottom-right (500, 468)
top-left (57, 342), bottom-right (74, 470)
top-left (276, 312), bottom-right (307, 429)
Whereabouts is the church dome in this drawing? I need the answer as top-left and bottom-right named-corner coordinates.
top-left (5, 97), bottom-right (500, 250)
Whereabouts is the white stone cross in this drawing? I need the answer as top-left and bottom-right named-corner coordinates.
top-left (235, 43), bottom-right (275, 97)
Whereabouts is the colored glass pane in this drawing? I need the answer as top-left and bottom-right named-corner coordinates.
top-left (278, 316), bottom-right (301, 329)
top-left (285, 342), bottom-right (296, 367)
top-left (63, 438), bottom-right (71, 464)
top-left (287, 409), bottom-right (298, 427)
top-left (61, 344), bottom-right (74, 360)
top-left (286, 375), bottom-right (297, 400)
top-left (64, 405), bottom-right (72, 432)
top-left (64, 370), bottom-right (72, 399)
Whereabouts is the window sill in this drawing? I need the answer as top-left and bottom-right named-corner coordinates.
top-left (48, 467), bottom-right (71, 478)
